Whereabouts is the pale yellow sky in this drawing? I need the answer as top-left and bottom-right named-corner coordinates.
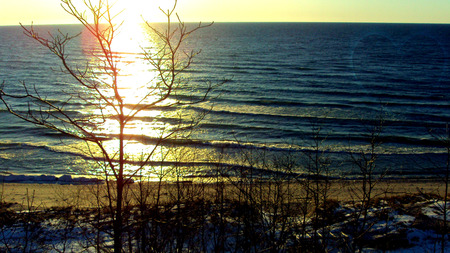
top-left (0, 0), bottom-right (449, 26)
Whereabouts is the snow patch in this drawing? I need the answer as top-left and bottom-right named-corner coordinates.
top-left (422, 200), bottom-right (450, 220)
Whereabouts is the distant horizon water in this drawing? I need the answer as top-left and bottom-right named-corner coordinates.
top-left (2, 21), bottom-right (450, 27)
top-left (0, 23), bottom-right (449, 180)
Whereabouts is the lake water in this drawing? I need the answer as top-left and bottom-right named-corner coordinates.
top-left (0, 23), bottom-right (449, 179)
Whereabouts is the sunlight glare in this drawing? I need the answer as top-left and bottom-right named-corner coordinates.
top-left (76, 0), bottom-right (189, 177)
top-left (115, 0), bottom-right (171, 24)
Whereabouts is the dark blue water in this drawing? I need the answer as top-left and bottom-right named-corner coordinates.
top-left (0, 23), bottom-right (449, 178)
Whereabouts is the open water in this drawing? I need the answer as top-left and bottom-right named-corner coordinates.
top-left (0, 23), bottom-right (449, 179)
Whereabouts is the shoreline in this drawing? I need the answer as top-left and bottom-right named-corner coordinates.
top-left (1, 178), bottom-right (447, 209)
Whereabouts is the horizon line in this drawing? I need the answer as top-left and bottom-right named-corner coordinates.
top-left (1, 20), bottom-right (450, 27)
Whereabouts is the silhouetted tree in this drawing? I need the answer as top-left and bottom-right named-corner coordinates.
top-left (428, 124), bottom-right (450, 253)
top-left (0, 0), bottom-right (217, 251)
top-left (347, 109), bottom-right (389, 251)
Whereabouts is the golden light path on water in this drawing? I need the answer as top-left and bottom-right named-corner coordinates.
top-left (74, 21), bottom-right (200, 180)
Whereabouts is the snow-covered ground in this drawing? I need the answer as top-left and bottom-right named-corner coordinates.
top-left (1, 192), bottom-right (448, 252)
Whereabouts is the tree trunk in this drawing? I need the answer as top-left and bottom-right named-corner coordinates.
top-left (114, 117), bottom-right (125, 252)
top-left (114, 181), bottom-right (124, 252)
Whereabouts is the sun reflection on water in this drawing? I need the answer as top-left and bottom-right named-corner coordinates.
top-left (77, 22), bottom-right (192, 179)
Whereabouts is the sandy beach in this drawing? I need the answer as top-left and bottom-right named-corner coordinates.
top-left (1, 178), bottom-right (447, 210)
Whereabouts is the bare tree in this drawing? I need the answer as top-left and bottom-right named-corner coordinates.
top-left (299, 120), bottom-right (333, 251)
top-left (0, 0), bottom-right (218, 251)
top-left (428, 123), bottom-right (450, 253)
top-left (347, 109), bottom-right (389, 251)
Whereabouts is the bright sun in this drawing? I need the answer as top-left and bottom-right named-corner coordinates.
top-left (115, 0), bottom-right (174, 24)
top-left (109, 0), bottom-right (179, 54)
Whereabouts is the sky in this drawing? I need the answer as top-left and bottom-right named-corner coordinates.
top-left (0, 0), bottom-right (449, 26)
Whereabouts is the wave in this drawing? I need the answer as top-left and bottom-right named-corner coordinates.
top-left (1, 23), bottom-right (449, 179)
top-left (0, 136), bottom-right (447, 181)
top-left (1, 103), bottom-right (446, 155)
top-left (111, 133), bottom-right (449, 156)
